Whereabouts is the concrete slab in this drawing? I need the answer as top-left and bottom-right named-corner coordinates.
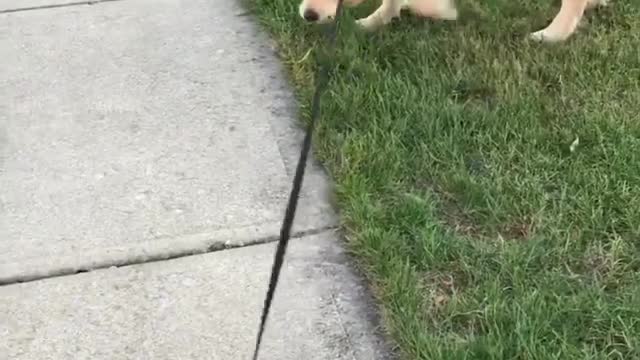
top-left (0, 0), bottom-right (120, 13)
top-left (0, 0), bottom-right (336, 281)
top-left (0, 233), bottom-right (393, 360)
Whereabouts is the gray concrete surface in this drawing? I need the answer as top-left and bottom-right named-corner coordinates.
top-left (1, 233), bottom-right (392, 359)
top-left (0, 0), bottom-right (121, 13)
top-left (0, 0), bottom-right (394, 358)
top-left (0, 0), bottom-right (335, 281)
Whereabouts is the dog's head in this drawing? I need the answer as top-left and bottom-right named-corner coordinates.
top-left (298, 0), bottom-right (365, 23)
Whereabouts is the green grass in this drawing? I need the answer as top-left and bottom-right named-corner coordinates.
top-left (249, 0), bottom-right (640, 358)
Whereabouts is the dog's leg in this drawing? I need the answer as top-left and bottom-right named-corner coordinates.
top-left (356, 0), bottom-right (405, 30)
top-left (530, 0), bottom-right (606, 42)
top-left (408, 0), bottom-right (458, 20)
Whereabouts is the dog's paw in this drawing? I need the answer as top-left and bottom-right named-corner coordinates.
top-left (356, 16), bottom-right (379, 31)
top-left (439, 0), bottom-right (458, 20)
top-left (440, 6), bottom-right (458, 20)
top-left (529, 28), bottom-right (570, 43)
top-left (356, 12), bottom-right (397, 30)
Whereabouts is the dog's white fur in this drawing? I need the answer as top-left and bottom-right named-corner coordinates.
top-left (298, 0), bottom-right (609, 43)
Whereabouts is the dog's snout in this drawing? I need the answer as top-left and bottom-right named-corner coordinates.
top-left (303, 9), bottom-right (320, 22)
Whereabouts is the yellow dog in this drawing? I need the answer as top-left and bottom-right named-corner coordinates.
top-left (298, 0), bottom-right (608, 43)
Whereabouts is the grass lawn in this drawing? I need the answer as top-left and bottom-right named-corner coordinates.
top-left (249, 0), bottom-right (640, 358)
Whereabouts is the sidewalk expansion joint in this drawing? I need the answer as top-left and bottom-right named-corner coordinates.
top-left (0, 0), bottom-right (123, 14)
top-left (0, 225), bottom-right (338, 287)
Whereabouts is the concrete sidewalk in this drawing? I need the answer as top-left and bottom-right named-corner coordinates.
top-left (0, 0), bottom-right (393, 358)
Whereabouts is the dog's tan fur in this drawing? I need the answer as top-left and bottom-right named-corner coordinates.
top-left (298, 0), bottom-right (608, 43)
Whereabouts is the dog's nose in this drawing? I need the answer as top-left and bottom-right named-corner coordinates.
top-left (303, 9), bottom-right (319, 22)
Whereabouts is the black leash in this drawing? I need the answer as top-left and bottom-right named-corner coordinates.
top-left (251, 3), bottom-right (345, 360)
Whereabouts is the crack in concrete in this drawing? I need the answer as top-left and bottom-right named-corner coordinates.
top-left (0, 225), bottom-right (338, 287)
top-left (0, 0), bottom-right (123, 14)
